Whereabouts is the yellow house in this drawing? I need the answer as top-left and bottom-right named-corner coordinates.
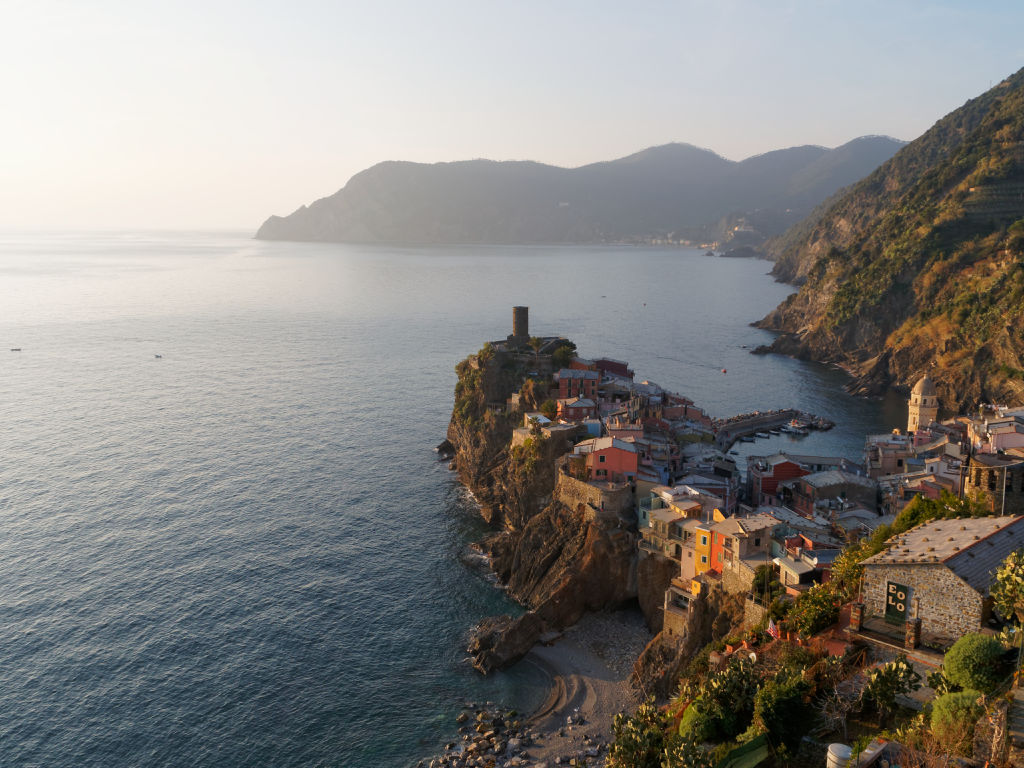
top-left (693, 509), bottom-right (726, 576)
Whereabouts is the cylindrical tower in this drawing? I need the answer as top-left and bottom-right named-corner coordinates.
top-left (907, 374), bottom-right (939, 433)
top-left (512, 306), bottom-right (529, 340)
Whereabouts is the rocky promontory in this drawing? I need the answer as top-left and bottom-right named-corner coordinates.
top-left (446, 343), bottom-right (640, 672)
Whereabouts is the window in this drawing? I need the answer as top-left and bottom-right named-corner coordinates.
top-left (717, 552), bottom-right (723, 562)
top-left (700, 555), bottom-right (708, 564)
top-left (754, 537), bottom-right (761, 547)
top-left (700, 535), bottom-right (708, 546)
top-left (599, 455), bottom-right (606, 463)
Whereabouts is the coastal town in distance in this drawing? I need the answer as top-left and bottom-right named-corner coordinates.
top-left (433, 306), bottom-right (1024, 768)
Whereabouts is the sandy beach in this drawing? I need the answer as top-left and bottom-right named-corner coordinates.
top-left (517, 610), bottom-right (652, 766)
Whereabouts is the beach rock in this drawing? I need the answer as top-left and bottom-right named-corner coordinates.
top-left (457, 712), bottom-right (469, 723)
top-left (466, 612), bottom-right (545, 674)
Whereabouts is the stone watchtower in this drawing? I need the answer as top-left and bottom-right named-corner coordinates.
top-left (508, 306), bottom-right (529, 348)
top-left (907, 374), bottom-right (939, 433)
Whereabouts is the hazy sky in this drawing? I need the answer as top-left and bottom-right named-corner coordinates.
top-left (3, 0), bottom-right (1022, 230)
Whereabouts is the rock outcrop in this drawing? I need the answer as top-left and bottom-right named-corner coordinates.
top-left (468, 503), bottom-right (639, 671)
top-left (466, 612), bottom-right (545, 674)
top-left (636, 551), bottom-right (680, 633)
top-left (633, 583), bottom-right (746, 700)
top-left (450, 345), bottom-right (641, 673)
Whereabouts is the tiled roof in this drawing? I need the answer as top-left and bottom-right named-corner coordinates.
top-left (710, 514), bottom-right (779, 537)
top-left (557, 368), bottom-right (599, 380)
top-left (794, 470), bottom-right (876, 489)
top-left (863, 516), bottom-right (1024, 593)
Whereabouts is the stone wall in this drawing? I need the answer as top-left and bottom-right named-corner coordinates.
top-left (863, 563), bottom-right (982, 646)
top-left (721, 560), bottom-right (757, 596)
top-left (663, 603), bottom-right (690, 638)
top-left (743, 598), bottom-right (769, 629)
top-left (554, 471), bottom-right (634, 519)
top-left (964, 460), bottom-right (1024, 516)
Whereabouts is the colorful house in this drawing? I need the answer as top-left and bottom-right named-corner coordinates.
top-left (556, 397), bottom-right (597, 421)
top-left (556, 368), bottom-right (599, 400)
top-left (746, 454), bottom-right (811, 505)
top-left (573, 436), bottom-right (638, 482)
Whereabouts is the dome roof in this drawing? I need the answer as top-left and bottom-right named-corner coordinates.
top-left (911, 374), bottom-right (937, 397)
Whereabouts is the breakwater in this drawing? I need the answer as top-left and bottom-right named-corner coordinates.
top-left (713, 409), bottom-right (834, 449)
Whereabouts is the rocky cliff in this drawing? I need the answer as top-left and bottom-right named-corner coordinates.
top-left (633, 585), bottom-right (745, 699)
top-left (447, 345), bottom-right (640, 672)
top-left (759, 66), bottom-right (1024, 412)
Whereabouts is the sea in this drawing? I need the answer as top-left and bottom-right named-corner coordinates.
top-left (0, 232), bottom-right (906, 767)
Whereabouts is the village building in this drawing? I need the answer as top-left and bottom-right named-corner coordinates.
top-left (556, 396), bottom-right (597, 421)
top-left (708, 513), bottom-right (780, 593)
top-left (595, 357), bottom-right (634, 380)
top-left (556, 368), bottom-right (599, 400)
top-left (676, 472), bottom-right (738, 515)
top-left (747, 454), bottom-right (810, 505)
top-left (640, 499), bottom-right (703, 562)
top-left (778, 470), bottom-right (878, 518)
top-left (571, 436), bottom-right (638, 483)
top-left (969, 406), bottom-right (1024, 454)
top-left (864, 431), bottom-right (916, 478)
top-left (963, 452), bottom-right (1024, 516)
top-left (907, 374), bottom-right (940, 433)
top-left (860, 515), bottom-right (1024, 646)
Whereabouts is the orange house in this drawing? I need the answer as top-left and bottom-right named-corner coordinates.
top-left (692, 509), bottom-right (729, 575)
top-left (574, 437), bottom-right (638, 482)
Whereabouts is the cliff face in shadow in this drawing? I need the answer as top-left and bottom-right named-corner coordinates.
top-left (256, 138), bottom-right (903, 245)
top-left (758, 66), bottom-right (1024, 412)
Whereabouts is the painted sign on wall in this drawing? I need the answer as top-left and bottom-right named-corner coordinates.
top-left (885, 581), bottom-right (909, 624)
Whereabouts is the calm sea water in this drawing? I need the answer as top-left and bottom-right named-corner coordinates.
top-left (0, 232), bottom-right (903, 767)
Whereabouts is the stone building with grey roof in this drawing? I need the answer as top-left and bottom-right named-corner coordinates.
top-left (861, 515), bottom-right (1024, 646)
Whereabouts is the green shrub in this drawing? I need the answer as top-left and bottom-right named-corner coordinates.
top-left (862, 654), bottom-right (922, 723)
top-left (930, 689), bottom-right (983, 754)
top-left (607, 699), bottom-right (666, 768)
top-left (540, 399), bottom-right (557, 420)
top-left (677, 696), bottom-right (712, 742)
top-left (786, 583), bottom-right (838, 637)
top-left (752, 672), bottom-right (812, 751)
top-left (943, 633), bottom-right (1006, 694)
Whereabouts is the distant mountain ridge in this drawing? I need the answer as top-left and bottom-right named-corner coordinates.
top-left (255, 137), bottom-right (904, 244)
top-left (758, 66), bottom-right (1024, 411)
